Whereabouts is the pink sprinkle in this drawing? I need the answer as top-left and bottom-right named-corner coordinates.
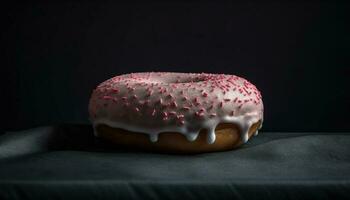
top-left (179, 120), bottom-right (185, 125)
top-left (103, 96), bottom-right (113, 100)
top-left (162, 111), bottom-right (168, 117)
top-left (151, 109), bottom-right (156, 116)
top-left (210, 113), bottom-right (217, 117)
top-left (146, 91), bottom-right (152, 97)
top-left (162, 117), bottom-right (168, 121)
top-left (183, 107), bottom-right (191, 111)
top-left (243, 88), bottom-right (249, 94)
top-left (135, 107), bottom-right (140, 112)
top-left (195, 112), bottom-right (205, 117)
top-left (132, 94), bottom-right (138, 99)
top-left (176, 114), bottom-right (184, 119)
top-left (168, 111), bottom-right (177, 116)
top-left (202, 92), bottom-right (208, 97)
top-left (194, 102), bottom-right (201, 106)
top-left (171, 101), bottom-right (178, 107)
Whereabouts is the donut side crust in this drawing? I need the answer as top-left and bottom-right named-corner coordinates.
top-left (95, 121), bottom-right (261, 154)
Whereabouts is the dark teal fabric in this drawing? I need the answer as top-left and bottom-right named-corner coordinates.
top-left (0, 125), bottom-right (349, 200)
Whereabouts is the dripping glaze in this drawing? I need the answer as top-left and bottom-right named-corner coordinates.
top-left (93, 111), bottom-right (262, 144)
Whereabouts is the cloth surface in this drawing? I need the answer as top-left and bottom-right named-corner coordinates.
top-left (0, 124), bottom-right (349, 200)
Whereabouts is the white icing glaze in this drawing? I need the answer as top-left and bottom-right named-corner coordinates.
top-left (89, 72), bottom-right (264, 144)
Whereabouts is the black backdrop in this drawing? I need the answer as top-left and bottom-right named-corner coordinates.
top-left (2, 1), bottom-right (349, 134)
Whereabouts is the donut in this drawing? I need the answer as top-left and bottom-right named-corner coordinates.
top-left (88, 72), bottom-right (264, 153)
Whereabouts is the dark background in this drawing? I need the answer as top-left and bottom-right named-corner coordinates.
top-left (2, 1), bottom-right (349, 134)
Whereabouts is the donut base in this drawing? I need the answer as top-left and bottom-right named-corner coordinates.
top-left (96, 121), bottom-right (261, 154)
top-left (95, 121), bottom-right (261, 154)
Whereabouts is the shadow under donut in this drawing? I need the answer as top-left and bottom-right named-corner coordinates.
top-left (0, 122), bottom-right (265, 160)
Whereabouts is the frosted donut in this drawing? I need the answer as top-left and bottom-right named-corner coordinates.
top-left (88, 72), bottom-right (264, 153)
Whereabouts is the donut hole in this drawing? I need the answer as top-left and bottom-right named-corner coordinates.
top-left (156, 76), bottom-right (208, 84)
top-left (174, 77), bottom-right (207, 83)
